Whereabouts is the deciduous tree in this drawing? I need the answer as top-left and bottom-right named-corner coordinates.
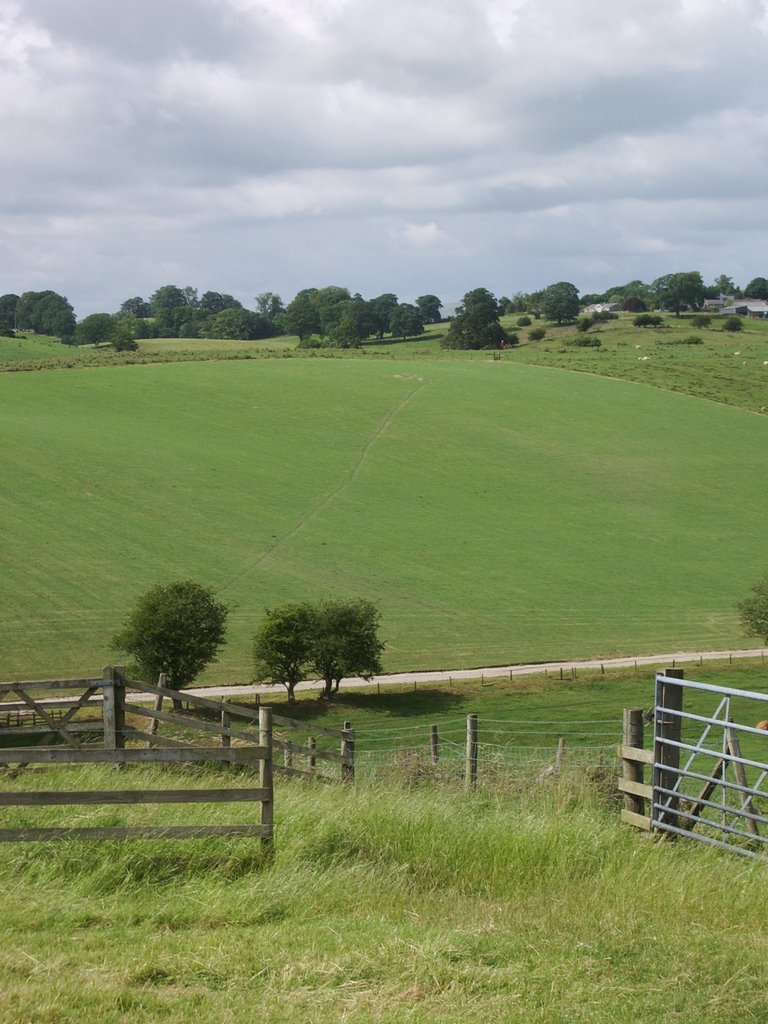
top-left (744, 277), bottom-right (768, 300)
top-left (389, 303), bottom-right (424, 340)
top-left (441, 288), bottom-right (505, 349)
top-left (541, 281), bottom-right (579, 324)
top-left (415, 294), bottom-right (442, 323)
top-left (737, 573), bottom-right (768, 645)
top-left (253, 603), bottom-right (314, 703)
top-left (75, 313), bottom-right (114, 347)
top-left (651, 272), bottom-right (705, 316)
top-left (0, 293), bottom-right (19, 335)
top-left (309, 599), bottom-right (384, 699)
top-left (15, 290), bottom-right (76, 341)
top-left (113, 580), bottom-right (228, 709)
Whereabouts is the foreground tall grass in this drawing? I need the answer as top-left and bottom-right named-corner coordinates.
top-left (2, 765), bottom-right (767, 1023)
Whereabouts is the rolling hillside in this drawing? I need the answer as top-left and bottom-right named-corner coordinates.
top-left (1, 355), bottom-right (766, 680)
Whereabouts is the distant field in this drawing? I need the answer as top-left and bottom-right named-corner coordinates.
top-left (0, 333), bottom-right (73, 362)
top-left (2, 355), bottom-right (767, 682)
top-left (502, 312), bottom-right (768, 413)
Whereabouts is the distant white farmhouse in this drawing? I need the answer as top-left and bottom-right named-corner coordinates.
top-left (720, 300), bottom-right (768, 319)
top-left (582, 302), bottom-right (621, 314)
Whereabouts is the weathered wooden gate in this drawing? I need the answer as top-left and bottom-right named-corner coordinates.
top-left (0, 668), bottom-right (274, 844)
top-left (620, 671), bottom-right (768, 860)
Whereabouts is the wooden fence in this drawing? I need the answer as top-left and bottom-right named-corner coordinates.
top-left (0, 668), bottom-right (354, 844)
top-left (619, 669), bottom-right (768, 860)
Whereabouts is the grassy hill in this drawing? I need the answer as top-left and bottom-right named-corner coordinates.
top-left (1, 353), bottom-right (767, 681)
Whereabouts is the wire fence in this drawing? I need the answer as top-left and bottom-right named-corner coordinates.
top-left (353, 714), bottom-right (623, 787)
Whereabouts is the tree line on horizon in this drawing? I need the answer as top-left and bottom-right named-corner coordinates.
top-left (2, 271), bottom-right (767, 348)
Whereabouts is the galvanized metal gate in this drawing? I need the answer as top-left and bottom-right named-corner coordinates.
top-left (621, 672), bottom-right (768, 860)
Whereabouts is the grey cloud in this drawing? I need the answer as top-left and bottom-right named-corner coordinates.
top-left (21, 0), bottom-right (258, 62)
top-left (3, 0), bottom-right (768, 316)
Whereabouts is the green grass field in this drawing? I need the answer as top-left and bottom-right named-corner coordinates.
top-left (2, 351), bottom-right (767, 681)
top-left (3, 318), bottom-right (768, 1024)
top-left (2, 768), bottom-right (767, 1023)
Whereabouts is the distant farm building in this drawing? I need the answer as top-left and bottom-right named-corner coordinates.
top-left (720, 300), bottom-right (768, 319)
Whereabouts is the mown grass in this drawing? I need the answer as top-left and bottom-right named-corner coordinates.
top-left (2, 355), bottom-right (767, 680)
top-left (2, 767), bottom-right (767, 1023)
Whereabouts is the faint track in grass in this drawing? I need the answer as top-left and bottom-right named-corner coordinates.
top-left (218, 376), bottom-right (431, 593)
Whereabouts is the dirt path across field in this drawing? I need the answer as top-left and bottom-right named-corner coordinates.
top-left (188, 647), bottom-right (767, 700)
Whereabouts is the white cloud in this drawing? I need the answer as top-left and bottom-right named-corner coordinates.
top-left (1, 0), bottom-right (768, 314)
top-left (397, 222), bottom-right (451, 247)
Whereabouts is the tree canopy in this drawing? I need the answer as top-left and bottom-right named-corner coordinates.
top-left (389, 302), bottom-right (424, 340)
top-left (415, 294), bottom-right (442, 323)
top-left (113, 580), bottom-right (228, 705)
top-left (737, 573), bottom-right (768, 645)
top-left (0, 293), bottom-right (19, 335)
top-left (441, 288), bottom-right (505, 350)
top-left (309, 599), bottom-right (384, 699)
top-left (253, 603), bottom-right (315, 703)
top-left (15, 290), bottom-right (76, 340)
top-left (744, 277), bottom-right (768, 299)
top-left (651, 272), bottom-right (705, 316)
top-left (541, 281), bottom-right (579, 324)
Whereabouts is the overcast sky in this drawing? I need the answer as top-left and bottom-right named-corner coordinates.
top-left (2, 0), bottom-right (768, 317)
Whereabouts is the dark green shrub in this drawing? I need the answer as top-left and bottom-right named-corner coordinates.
top-left (591, 310), bottom-right (618, 322)
top-left (658, 335), bottom-right (703, 346)
top-left (691, 314), bottom-right (711, 328)
top-left (633, 313), bottom-right (664, 327)
top-left (576, 317), bottom-right (591, 333)
top-left (516, 315), bottom-right (532, 327)
top-left (528, 326), bottom-right (547, 342)
top-left (722, 315), bottom-right (743, 332)
top-left (566, 336), bottom-right (602, 348)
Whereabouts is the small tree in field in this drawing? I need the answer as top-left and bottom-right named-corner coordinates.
top-left (253, 602), bottom-right (314, 703)
top-left (113, 580), bottom-right (228, 708)
top-left (722, 315), bottom-right (743, 332)
top-left (737, 573), bottom-right (768, 645)
top-left (309, 599), bottom-right (384, 699)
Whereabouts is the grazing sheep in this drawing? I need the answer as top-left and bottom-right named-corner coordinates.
top-left (756, 721), bottom-right (768, 731)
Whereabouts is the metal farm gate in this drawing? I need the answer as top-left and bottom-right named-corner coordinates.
top-left (621, 671), bottom-right (768, 859)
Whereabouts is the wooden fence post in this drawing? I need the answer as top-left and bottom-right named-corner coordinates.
top-left (430, 724), bottom-right (440, 766)
top-left (622, 708), bottom-right (645, 817)
top-left (341, 721), bottom-right (355, 782)
top-left (555, 737), bottom-right (566, 772)
top-left (102, 666), bottom-right (126, 755)
top-left (259, 707), bottom-right (273, 850)
top-left (308, 736), bottom-right (316, 774)
top-left (148, 673), bottom-right (166, 744)
top-left (654, 668), bottom-right (684, 831)
top-left (465, 714), bottom-right (478, 790)
top-left (221, 709), bottom-right (231, 750)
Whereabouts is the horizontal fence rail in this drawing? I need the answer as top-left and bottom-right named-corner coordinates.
top-left (0, 669), bottom-right (276, 845)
